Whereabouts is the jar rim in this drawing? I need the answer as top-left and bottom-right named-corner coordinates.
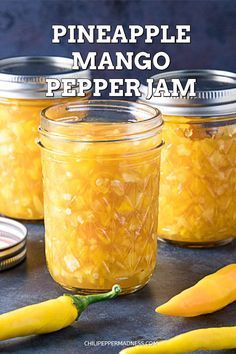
top-left (40, 99), bottom-right (163, 143)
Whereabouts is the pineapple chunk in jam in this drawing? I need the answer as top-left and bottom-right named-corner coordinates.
top-left (0, 97), bottom-right (85, 220)
top-left (158, 116), bottom-right (236, 246)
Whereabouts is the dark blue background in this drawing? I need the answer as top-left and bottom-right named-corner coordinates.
top-left (0, 0), bottom-right (235, 89)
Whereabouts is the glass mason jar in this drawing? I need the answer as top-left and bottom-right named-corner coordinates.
top-left (0, 56), bottom-right (90, 220)
top-left (39, 100), bottom-right (163, 294)
top-left (140, 70), bottom-right (236, 248)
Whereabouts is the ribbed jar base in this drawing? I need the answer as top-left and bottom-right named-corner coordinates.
top-left (56, 277), bottom-right (152, 295)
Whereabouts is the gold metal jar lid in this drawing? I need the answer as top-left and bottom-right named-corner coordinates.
top-left (0, 217), bottom-right (27, 271)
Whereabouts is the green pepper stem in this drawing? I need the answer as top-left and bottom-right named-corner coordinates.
top-left (65, 284), bottom-right (121, 317)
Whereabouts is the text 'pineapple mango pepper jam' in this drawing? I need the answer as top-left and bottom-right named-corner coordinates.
top-left (0, 56), bottom-right (90, 220)
top-left (140, 70), bottom-right (236, 248)
top-left (39, 100), bottom-right (163, 294)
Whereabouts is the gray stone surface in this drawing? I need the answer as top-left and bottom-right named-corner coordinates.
top-left (1, 222), bottom-right (236, 354)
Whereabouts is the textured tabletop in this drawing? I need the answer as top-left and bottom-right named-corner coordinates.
top-left (1, 222), bottom-right (236, 354)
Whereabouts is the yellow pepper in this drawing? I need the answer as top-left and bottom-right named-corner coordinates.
top-left (0, 284), bottom-right (121, 340)
top-left (156, 264), bottom-right (236, 317)
top-left (120, 327), bottom-right (236, 353)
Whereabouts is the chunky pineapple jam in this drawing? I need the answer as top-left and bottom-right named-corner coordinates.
top-left (158, 115), bottom-right (236, 246)
top-left (0, 97), bottom-right (83, 220)
top-left (0, 55), bottom-right (91, 220)
top-left (40, 101), bottom-right (163, 293)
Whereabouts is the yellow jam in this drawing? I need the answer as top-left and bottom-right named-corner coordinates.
top-left (0, 97), bottom-right (86, 220)
top-left (40, 101), bottom-right (163, 293)
top-left (158, 115), bottom-right (236, 246)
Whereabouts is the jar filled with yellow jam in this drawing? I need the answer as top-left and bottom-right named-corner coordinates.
top-left (0, 56), bottom-right (90, 220)
top-left (39, 100), bottom-right (163, 294)
top-left (140, 70), bottom-right (236, 248)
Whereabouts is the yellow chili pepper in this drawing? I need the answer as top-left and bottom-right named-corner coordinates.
top-left (120, 327), bottom-right (236, 353)
top-left (0, 284), bottom-right (121, 341)
top-left (156, 264), bottom-right (236, 317)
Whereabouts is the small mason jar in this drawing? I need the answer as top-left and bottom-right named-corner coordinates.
top-left (140, 70), bottom-right (236, 248)
top-left (0, 56), bottom-right (90, 220)
top-left (39, 100), bottom-right (163, 294)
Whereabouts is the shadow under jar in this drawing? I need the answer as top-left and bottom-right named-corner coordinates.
top-left (140, 70), bottom-right (236, 248)
top-left (0, 56), bottom-right (90, 220)
top-left (39, 100), bottom-right (163, 294)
